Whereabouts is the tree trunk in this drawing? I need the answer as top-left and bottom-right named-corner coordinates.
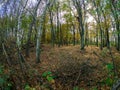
top-left (36, 2), bottom-right (48, 63)
top-left (110, 1), bottom-right (120, 51)
top-left (73, 0), bottom-right (85, 50)
top-left (26, 0), bottom-right (41, 57)
top-left (72, 23), bottom-right (75, 46)
top-left (49, 8), bottom-right (55, 47)
top-left (93, 0), bottom-right (103, 50)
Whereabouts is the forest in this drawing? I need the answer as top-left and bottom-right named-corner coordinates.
top-left (0, 0), bottom-right (120, 90)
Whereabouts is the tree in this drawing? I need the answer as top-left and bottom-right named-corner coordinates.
top-left (92, 0), bottom-right (103, 50)
top-left (36, 0), bottom-right (55, 63)
top-left (26, 0), bottom-right (42, 57)
top-left (48, 4), bottom-right (55, 47)
top-left (72, 0), bottom-right (85, 50)
top-left (110, 0), bottom-right (120, 51)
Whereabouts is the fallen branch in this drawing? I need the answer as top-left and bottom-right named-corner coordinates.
top-left (2, 43), bottom-right (11, 66)
top-left (74, 70), bottom-right (81, 85)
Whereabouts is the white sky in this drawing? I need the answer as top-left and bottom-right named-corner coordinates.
top-left (29, 0), bottom-right (37, 3)
top-left (87, 15), bottom-right (95, 23)
top-left (0, 0), bottom-right (95, 24)
top-left (27, 0), bottom-right (37, 7)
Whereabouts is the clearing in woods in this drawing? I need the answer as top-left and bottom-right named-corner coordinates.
top-left (1, 43), bottom-right (120, 90)
top-left (21, 44), bottom-right (120, 90)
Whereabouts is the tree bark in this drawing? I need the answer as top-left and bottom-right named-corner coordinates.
top-left (26, 0), bottom-right (42, 57)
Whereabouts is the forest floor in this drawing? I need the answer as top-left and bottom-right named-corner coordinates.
top-left (1, 43), bottom-right (120, 90)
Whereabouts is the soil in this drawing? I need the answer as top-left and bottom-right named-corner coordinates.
top-left (1, 43), bottom-right (120, 90)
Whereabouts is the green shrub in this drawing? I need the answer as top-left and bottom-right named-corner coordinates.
top-left (24, 84), bottom-right (35, 90)
top-left (0, 65), bottom-right (12, 90)
top-left (105, 63), bottom-right (115, 86)
top-left (42, 71), bottom-right (55, 83)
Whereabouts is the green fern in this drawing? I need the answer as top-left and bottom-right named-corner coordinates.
top-left (42, 71), bottom-right (55, 83)
top-left (105, 63), bottom-right (114, 86)
top-left (0, 65), bottom-right (12, 89)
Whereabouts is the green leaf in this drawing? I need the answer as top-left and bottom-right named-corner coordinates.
top-left (105, 77), bottom-right (113, 86)
top-left (106, 63), bottom-right (113, 71)
top-left (0, 66), bottom-right (3, 74)
top-left (4, 87), bottom-right (11, 90)
top-left (42, 71), bottom-right (52, 77)
top-left (51, 75), bottom-right (56, 79)
top-left (8, 83), bottom-right (12, 87)
top-left (73, 86), bottom-right (79, 90)
top-left (32, 88), bottom-right (36, 90)
top-left (0, 69), bottom-right (3, 74)
top-left (0, 78), bottom-right (5, 86)
top-left (25, 84), bottom-right (31, 90)
top-left (46, 76), bottom-right (53, 82)
top-left (92, 87), bottom-right (98, 90)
